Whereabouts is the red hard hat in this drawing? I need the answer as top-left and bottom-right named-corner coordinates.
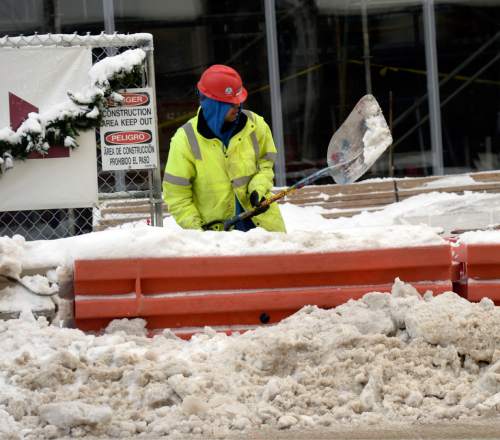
top-left (197, 64), bottom-right (248, 105)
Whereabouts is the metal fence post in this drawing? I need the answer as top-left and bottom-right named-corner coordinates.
top-left (264, 0), bottom-right (286, 187)
top-left (103, 0), bottom-right (126, 191)
top-left (146, 47), bottom-right (164, 227)
top-left (423, 0), bottom-right (444, 175)
top-left (361, 0), bottom-right (372, 94)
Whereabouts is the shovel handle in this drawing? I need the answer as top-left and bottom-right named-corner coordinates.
top-left (206, 166), bottom-right (337, 231)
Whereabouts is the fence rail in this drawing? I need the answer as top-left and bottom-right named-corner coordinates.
top-left (0, 32), bottom-right (153, 49)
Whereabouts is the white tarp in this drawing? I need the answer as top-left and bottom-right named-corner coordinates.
top-left (0, 46), bottom-right (97, 211)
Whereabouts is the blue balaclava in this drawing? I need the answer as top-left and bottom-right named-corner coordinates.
top-left (200, 94), bottom-right (240, 147)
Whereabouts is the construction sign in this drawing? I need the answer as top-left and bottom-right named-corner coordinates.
top-left (100, 88), bottom-right (158, 171)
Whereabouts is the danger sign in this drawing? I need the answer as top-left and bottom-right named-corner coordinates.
top-left (104, 130), bottom-right (152, 145)
top-left (100, 88), bottom-right (158, 171)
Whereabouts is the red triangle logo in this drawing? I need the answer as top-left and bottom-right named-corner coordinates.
top-left (9, 92), bottom-right (38, 130)
top-left (9, 92), bottom-right (70, 159)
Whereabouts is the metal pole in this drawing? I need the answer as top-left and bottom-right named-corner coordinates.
top-left (392, 50), bottom-right (500, 149)
top-left (146, 48), bottom-right (164, 227)
top-left (423, 0), bottom-right (443, 175)
top-left (103, 0), bottom-right (115, 34)
top-left (264, 0), bottom-right (286, 187)
top-left (53, 0), bottom-right (61, 33)
top-left (394, 30), bottom-right (500, 128)
top-left (102, 0), bottom-right (126, 191)
top-left (388, 90), bottom-right (394, 177)
top-left (361, 0), bottom-right (372, 94)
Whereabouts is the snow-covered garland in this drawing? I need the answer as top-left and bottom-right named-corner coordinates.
top-left (0, 48), bottom-right (146, 174)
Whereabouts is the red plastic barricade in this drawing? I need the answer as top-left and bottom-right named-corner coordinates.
top-left (74, 244), bottom-right (454, 336)
top-left (453, 242), bottom-right (500, 304)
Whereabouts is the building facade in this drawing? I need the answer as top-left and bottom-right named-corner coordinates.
top-left (1, 0), bottom-right (499, 185)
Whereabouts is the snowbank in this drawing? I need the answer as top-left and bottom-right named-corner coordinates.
top-left (0, 280), bottom-right (499, 439)
top-left (459, 230), bottom-right (500, 245)
top-left (0, 224), bottom-right (444, 276)
top-left (0, 221), bottom-right (444, 322)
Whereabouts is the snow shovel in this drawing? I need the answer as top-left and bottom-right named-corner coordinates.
top-left (204, 94), bottom-right (393, 231)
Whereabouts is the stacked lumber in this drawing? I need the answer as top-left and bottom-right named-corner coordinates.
top-left (93, 171), bottom-right (500, 229)
top-left (396, 171), bottom-right (500, 200)
top-left (282, 171), bottom-right (500, 220)
top-left (283, 180), bottom-right (397, 220)
top-left (94, 198), bottom-right (160, 231)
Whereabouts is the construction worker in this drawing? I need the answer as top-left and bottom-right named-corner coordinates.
top-left (163, 64), bottom-right (286, 232)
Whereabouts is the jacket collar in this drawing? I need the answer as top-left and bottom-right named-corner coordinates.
top-left (196, 107), bottom-right (248, 141)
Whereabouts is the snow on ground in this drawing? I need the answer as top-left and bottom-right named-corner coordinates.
top-left (0, 223), bottom-right (444, 277)
top-left (4, 189), bottom-right (474, 287)
top-left (6, 189), bottom-right (500, 283)
top-left (421, 174), bottom-right (476, 188)
top-left (1, 190), bottom-right (500, 438)
top-left (1, 280), bottom-right (500, 439)
top-left (295, 190), bottom-right (500, 234)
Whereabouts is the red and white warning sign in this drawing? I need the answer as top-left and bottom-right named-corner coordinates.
top-left (100, 88), bottom-right (158, 171)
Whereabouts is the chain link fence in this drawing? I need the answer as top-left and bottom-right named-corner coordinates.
top-left (0, 33), bottom-right (163, 240)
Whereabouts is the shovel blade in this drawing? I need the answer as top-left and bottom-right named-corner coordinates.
top-left (327, 94), bottom-right (392, 184)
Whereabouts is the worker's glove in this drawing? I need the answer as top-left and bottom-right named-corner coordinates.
top-left (202, 220), bottom-right (224, 231)
top-left (249, 190), bottom-right (269, 214)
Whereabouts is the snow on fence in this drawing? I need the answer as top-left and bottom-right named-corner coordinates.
top-left (0, 33), bottom-right (163, 240)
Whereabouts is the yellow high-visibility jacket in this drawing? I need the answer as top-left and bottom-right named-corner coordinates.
top-left (163, 108), bottom-right (286, 232)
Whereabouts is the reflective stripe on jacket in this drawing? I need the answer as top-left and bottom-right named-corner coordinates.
top-left (163, 109), bottom-right (286, 232)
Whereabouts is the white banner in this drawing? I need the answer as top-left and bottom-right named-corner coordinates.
top-left (0, 47), bottom-right (97, 211)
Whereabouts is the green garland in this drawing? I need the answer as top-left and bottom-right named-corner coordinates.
top-left (0, 59), bottom-right (144, 168)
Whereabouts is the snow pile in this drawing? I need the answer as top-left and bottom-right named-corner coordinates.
top-left (422, 175), bottom-right (476, 189)
top-left (0, 224), bottom-right (445, 274)
top-left (0, 284), bottom-right (55, 317)
top-left (101, 191), bottom-right (500, 237)
top-left (0, 250), bottom-right (57, 318)
top-left (0, 222), bottom-right (444, 322)
top-left (88, 48), bottom-right (146, 86)
top-left (459, 230), bottom-right (500, 244)
top-left (1, 280), bottom-right (500, 438)
top-left (362, 114), bottom-right (392, 167)
top-left (0, 128), bottom-right (21, 145)
top-left (305, 191), bottom-right (500, 234)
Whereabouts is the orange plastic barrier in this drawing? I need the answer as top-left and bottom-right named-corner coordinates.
top-left (74, 244), bottom-right (454, 335)
top-left (452, 242), bottom-right (500, 304)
